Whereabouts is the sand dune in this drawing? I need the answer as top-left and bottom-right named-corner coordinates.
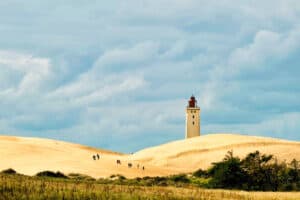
top-left (0, 134), bottom-right (299, 178)
top-left (131, 134), bottom-right (300, 173)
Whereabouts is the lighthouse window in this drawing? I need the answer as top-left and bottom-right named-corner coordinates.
top-left (192, 121), bottom-right (194, 125)
top-left (192, 115), bottom-right (195, 118)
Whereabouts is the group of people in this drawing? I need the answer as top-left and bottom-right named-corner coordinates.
top-left (117, 160), bottom-right (145, 170)
top-left (92, 154), bottom-right (100, 160)
top-left (92, 154), bottom-right (145, 171)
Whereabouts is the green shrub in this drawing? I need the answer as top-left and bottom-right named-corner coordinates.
top-left (208, 150), bottom-right (246, 189)
top-left (68, 173), bottom-right (96, 181)
top-left (203, 150), bottom-right (300, 191)
top-left (109, 174), bottom-right (125, 180)
top-left (36, 171), bottom-right (68, 178)
top-left (170, 174), bottom-right (190, 183)
top-left (153, 176), bottom-right (167, 182)
top-left (190, 177), bottom-right (212, 187)
top-left (142, 176), bottom-right (151, 180)
top-left (1, 168), bottom-right (17, 174)
top-left (193, 169), bottom-right (209, 178)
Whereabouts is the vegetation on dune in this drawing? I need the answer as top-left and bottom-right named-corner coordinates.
top-left (68, 173), bottom-right (96, 181)
top-left (1, 173), bottom-right (300, 200)
top-left (0, 150), bottom-right (300, 199)
top-left (1, 168), bottom-right (17, 174)
top-left (36, 171), bottom-right (68, 179)
top-left (96, 150), bottom-right (300, 191)
top-left (205, 150), bottom-right (300, 191)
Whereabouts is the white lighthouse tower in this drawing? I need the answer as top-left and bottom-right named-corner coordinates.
top-left (185, 95), bottom-right (200, 139)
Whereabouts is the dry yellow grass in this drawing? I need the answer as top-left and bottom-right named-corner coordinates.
top-left (0, 133), bottom-right (299, 178)
top-left (164, 188), bottom-right (300, 200)
top-left (1, 173), bottom-right (300, 200)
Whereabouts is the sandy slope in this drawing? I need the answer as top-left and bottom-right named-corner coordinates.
top-left (0, 135), bottom-right (169, 178)
top-left (0, 134), bottom-right (299, 178)
top-left (132, 134), bottom-right (300, 173)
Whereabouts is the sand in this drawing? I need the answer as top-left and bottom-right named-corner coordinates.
top-left (0, 133), bottom-right (299, 178)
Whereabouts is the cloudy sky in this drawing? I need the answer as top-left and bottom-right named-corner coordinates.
top-left (0, 1), bottom-right (300, 152)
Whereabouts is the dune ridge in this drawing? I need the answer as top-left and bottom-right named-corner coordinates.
top-left (0, 133), bottom-right (299, 178)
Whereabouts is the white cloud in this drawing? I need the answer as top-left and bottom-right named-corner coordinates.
top-left (0, 51), bottom-right (50, 75)
top-left (199, 27), bottom-right (300, 112)
top-left (72, 76), bottom-right (146, 105)
top-left (0, 1), bottom-right (300, 152)
top-left (161, 40), bottom-right (186, 59)
top-left (204, 112), bottom-right (300, 140)
top-left (92, 41), bottom-right (160, 73)
top-left (0, 51), bottom-right (52, 95)
top-left (228, 28), bottom-right (300, 72)
top-left (251, 112), bottom-right (300, 138)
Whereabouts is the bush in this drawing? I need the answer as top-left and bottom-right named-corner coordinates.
top-left (208, 150), bottom-right (246, 189)
top-left (193, 169), bottom-right (209, 178)
top-left (68, 173), bottom-right (96, 181)
top-left (142, 176), bottom-right (151, 180)
top-left (202, 150), bottom-right (300, 191)
top-left (36, 171), bottom-right (68, 179)
top-left (190, 177), bottom-right (212, 187)
top-left (110, 174), bottom-right (126, 180)
top-left (1, 168), bottom-right (17, 174)
top-left (169, 174), bottom-right (190, 183)
top-left (153, 176), bottom-right (167, 182)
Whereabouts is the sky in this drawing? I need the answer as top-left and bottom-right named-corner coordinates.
top-left (0, 1), bottom-right (300, 152)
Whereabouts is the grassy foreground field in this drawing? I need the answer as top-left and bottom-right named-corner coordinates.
top-left (1, 174), bottom-right (300, 200)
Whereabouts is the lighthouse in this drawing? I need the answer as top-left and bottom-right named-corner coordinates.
top-left (185, 95), bottom-right (200, 139)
